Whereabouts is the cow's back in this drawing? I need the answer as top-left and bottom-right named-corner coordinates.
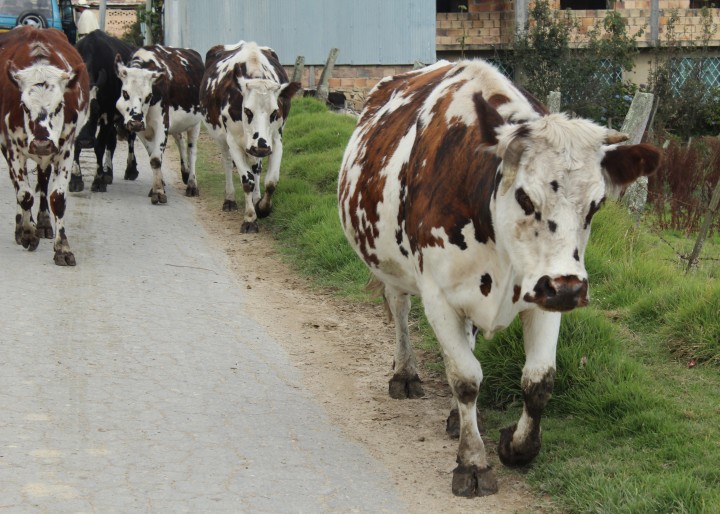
top-left (339, 60), bottom-right (544, 290)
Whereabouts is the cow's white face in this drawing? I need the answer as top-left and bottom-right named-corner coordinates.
top-left (10, 64), bottom-right (74, 157)
top-left (115, 61), bottom-right (163, 133)
top-left (237, 77), bottom-right (287, 158)
top-left (492, 115), bottom-right (614, 312)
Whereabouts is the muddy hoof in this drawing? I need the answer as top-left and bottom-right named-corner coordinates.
top-left (451, 464), bottom-right (498, 497)
top-left (223, 200), bottom-right (238, 212)
top-left (91, 177), bottom-right (107, 193)
top-left (19, 230), bottom-right (40, 251)
top-left (150, 192), bottom-right (168, 205)
top-left (254, 199), bottom-right (272, 219)
top-left (498, 423), bottom-right (541, 467)
top-left (186, 185), bottom-right (199, 197)
top-left (240, 221), bottom-right (259, 233)
top-left (69, 175), bottom-right (84, 192)
top-left (36, 213), bottom-right (53, 239)
top-left (102, 170), bottom-right (114, 184)
top-left (388, 373), bottom-right (424, 399)
top-left (53, 250), bottom-right (76, 266)
top-left (124, 166), bottom-right (139, 181)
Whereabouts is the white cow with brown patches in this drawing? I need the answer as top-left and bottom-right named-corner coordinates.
top-left (338, 59), bottom-right (661, 497)
top-left (200, 40), bottom-right (301, 233)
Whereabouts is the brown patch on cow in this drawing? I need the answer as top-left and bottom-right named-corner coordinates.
top-left (601, 143), bottom-right (661, 186)
top-left (512, 285), bottom-right (521, 303)
top-left (486, 93), bottom-right (510, 110)
top-left (49, 190), bottom-right (66, 218)
top-left (480, 273), bottom-right (492, 296)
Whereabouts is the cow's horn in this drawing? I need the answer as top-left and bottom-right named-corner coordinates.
top-left (605, 130), bottom-right (630, 144)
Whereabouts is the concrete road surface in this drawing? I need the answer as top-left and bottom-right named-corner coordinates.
top-left (0, 144), bottom-right (404, 513)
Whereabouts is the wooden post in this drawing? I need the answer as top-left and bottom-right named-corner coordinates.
top-left (618, 92), bottom-right (655, 220)
top-left (292, 56), bottom-right (305, 85)
top-left (686, 178), bottom-right (720, 273)
top-left (547, 91), bottom-right (561, 113)
top-left (317, 48), bottom-right (339, 103)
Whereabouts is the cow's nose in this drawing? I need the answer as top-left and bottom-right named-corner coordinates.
top-left (29, 139), bottom-right (56, 156)
top-left (248, 144), bottom-right (271, 158)
top-left (126, 120), bottom-right (145, 132)
top-left (524, 275), bottom-right (588, 312)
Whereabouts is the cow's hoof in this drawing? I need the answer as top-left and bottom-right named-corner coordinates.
top-left (240, 221), bottom-right (259, 233)
top-left (53, 250), bottom-right (76, 266)
top-left (185, 185), bottom-right (199, 197)
top-left (254, 199), bottom-right (272, 219)
top-left (36, 212), bottom-right (53, 239)
top-left (19, 231), bottom-right (39, 251)
top-left (223, 200), bottom-right (238, 212)
top-left (388, 373), bottom-right (424, 399)
top-left (69, 175), bottom-right (84, 192)
top-left (446, 407), bottom-right (484, 439)
top-left (91, 178), bottom-right (107, 193)
top-left (124, 167), bottom-right (139, 181)
top-left (451, 464), bottom-right (498, 497)
top-left (150, 192), bottom-right (168, 205)
top-left (102, 171), bottom-right (114, 184)
top-left (498, 423), bottom-right (541, 467)
top-left (181, 170), bottom-right (190, 185)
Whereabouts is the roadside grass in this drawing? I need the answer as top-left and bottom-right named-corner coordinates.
top-left (195, 98), bottom-right (720, 513)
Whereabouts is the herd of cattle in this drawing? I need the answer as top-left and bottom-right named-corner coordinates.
top-left (0, 26), bottom-right (300, 265)
top-left (0, 25), bottom-right (662, 499)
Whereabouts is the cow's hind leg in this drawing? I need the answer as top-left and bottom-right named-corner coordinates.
top-left (182, 124), bottom-right (200, 197)
top-left (69, 143), bottom-right (84, 192)
top-left (101, 121), bottom-right (117, 184)
top-left (385, 285), bottom-right (424, 399)
top-left (498, 309), bottom-right (559, 467)
top-left (423, 292), bottom-right (497, 497)
top-left (35, 165), bottom-right (54, 239)
top-left (173, 133), bottom-right (189, 185)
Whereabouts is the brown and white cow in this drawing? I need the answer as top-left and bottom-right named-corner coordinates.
top-left (0, 26), bottom-right (89, 266)
top-left (200, 40), bottom-right (301, 233)
top-left (338, 60), bottom-right (661, 496)
top-left (115, 45), bottom-right (204, 204)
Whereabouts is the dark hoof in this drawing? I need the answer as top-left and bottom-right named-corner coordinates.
top-left (181, 170), bottom-right (189, 185)
top-left (388, 373), bottom-right (424, 399)
top-left (91, 177), bottom-right (107, 193)
top-left (254, 199), bottom-right (272, 219)
top-left (102, 170), bottom-right (114, 184)
top-left (53, 250), bottom-right (76, 266)
top-left (185, 185), bottom-right (199, 197)
top-left (498, 423), bottom-right (541, 467)
top-left (223, 200), bottom-right (238, 212)
top-left (69, 174), bottom-right (84, 192)
top-left (36, 212), bottom-right (53, 239)
top-left (446, 407), bottom-right (484, 439)
top-left (451, 464), bottom-right (498, 497)
top-left (150, 192), bottom-right (168, 205)
top-left (124, 166), bottom-right (139, 181)
top-left (19, 231), bottom-right (40, 251)
top-left (240, 221), bottom-right (259, 233)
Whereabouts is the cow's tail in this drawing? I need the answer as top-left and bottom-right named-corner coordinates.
top-left (365, 275), bottom-right (392, 323)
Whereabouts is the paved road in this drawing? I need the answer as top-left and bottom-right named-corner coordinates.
top-left (0, 144), bottom-right (404, 513)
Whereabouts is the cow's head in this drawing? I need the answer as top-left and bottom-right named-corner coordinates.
top-left (76, 69), bottom-right (107, 149)
top-left (8, 63), bottom-right (82, 157)
top-left (477, 95), bottom-right (661, 312)
top-left (235, 74), bottom-right (301, 157)
top-left (115, 54), bottom-right (163, 133)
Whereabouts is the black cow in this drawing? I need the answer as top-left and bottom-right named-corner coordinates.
top-left (70, 30), bottom-right (138, 193)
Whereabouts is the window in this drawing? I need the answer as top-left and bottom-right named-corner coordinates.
top-left (560, 0), bottom-right (609, 9)
top-left (671, 57), bottom-right (720, 94)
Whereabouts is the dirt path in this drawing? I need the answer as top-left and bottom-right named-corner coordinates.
top-left (175, 145), bottom-right (552, 513)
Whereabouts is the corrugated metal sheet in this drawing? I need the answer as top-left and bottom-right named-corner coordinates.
top-left (164, 0), bottom-right (436, 65)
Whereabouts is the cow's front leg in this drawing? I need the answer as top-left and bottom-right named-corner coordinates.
top-left (182, 124), bottom-right (200, 197)
top-left (124, 131), bottom-right (139, 180)
top-left (447, 321), bottom-right (484, 438)
top-left (141, 133), bottom-right (167, 205)
top-left (498, 309), bottom-right (559, 467)
top-left (49, 157), bottom-right (75, 266)
top-left (385, 285), bottom-right (424, 399)
top-left (423, 293), bottom-right (497, 497)
top-left (69, 143), bottom-right (84, 192)
top-left (35, 164), bottom-right (54, 239)
top-left (228, 143), bottom-right (260, 233)
top-left (255, 133), bottom-right (283, 218)
top-left (9, 157), bottom-right (39, 251)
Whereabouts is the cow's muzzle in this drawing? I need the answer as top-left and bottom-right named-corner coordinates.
top-left (126, 120), bottom-right (145, 132)
top-left (524, 275), bottom-right (589, 312)
top-left (29, 139), bottom-right (57, 157)
top-left (247, 146), bottom-right (272, 158)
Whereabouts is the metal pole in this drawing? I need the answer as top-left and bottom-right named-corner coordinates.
top-left (650, 0), bottom-right (659, 46)
top-left (98, 0), bottom-right (107, 31)
top-left (145, 0), bottom-right (153, 45)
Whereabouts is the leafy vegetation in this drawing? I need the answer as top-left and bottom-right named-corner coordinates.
top-left (196, 97), bottom-right (720, 513)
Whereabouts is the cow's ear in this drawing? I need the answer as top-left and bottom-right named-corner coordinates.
top-left (115, 53), bottom-right (127, 79)
top-left (496, 126), bottom-right (529, 195)
top-left (150, 69), bottom-right (166, 84)
top-left (7, 63), bottom-right (21, 88)
top-left (601, 143), bottom-right (661, 186)
top-left (280, 81), bottom-right (302, 101)
top-left (473, 92), bottom-right (504, 147)
top-left (65, 63), bottom-right (86, 90)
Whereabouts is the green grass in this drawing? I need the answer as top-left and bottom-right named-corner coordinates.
top-left (196, 98), bottom-right (720, 513)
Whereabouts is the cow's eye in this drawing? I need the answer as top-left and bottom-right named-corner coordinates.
top-left (122, 90), bottom-right (129, 100)
top-left (270, 110), bottom-right (278, 123)
top-left (515, 188), bottom-right (535, 215)
top-left (244, 108), bottom-right (253, 123)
